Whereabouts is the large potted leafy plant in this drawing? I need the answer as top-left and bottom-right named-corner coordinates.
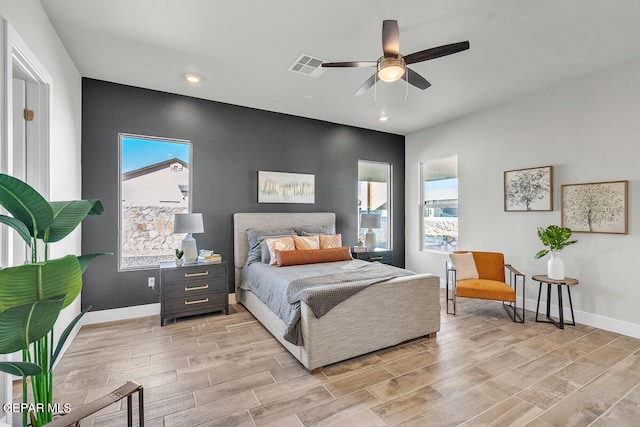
top-left (0, 174), bottom-right (105, 426)
top-left (534, 225), bottom-right (577, 280)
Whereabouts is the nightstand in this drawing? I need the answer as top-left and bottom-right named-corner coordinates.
top-left (351, 249), bottom-right (393, 265)
top-left (159, 260), bottom-right (228, 326)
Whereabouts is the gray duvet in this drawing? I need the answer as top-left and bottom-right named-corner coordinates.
top-left (239, 260), bottom-right (414, 345)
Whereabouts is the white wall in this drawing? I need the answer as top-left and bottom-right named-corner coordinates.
top-left (406, 58), bottom-right (640, 338)
top-left (0, 0), bottom-right (82, 420)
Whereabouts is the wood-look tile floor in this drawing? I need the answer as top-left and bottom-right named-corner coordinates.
top-left (13, 292), bottom-right (640, 426)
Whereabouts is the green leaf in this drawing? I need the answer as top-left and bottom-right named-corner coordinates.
top-left (88, 199), bottom-right (105, 215)
top-left (40, 200), bottom-right (104, 243)
top-left (0, 297), bottom-right (64, 353)
top-left (0, 214), bottom-right (32, 246)
top-left (0, 174), bottom-right (53, 238)
top-left (534, 249), bottom-right (549, 259)
top-left (0, 255), bottom-right (82, 311)
top-left (78, 253), bottom-right (111, 274)
top-left (0, 361), bottom-right (42, 377)
top-left (52, 305), bottom-right (91, 366)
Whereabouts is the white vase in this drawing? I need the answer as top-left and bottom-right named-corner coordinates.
top-left (547, 251), bottom-right (565, 280)
top-left (176, 258), bottom-right (183, 267)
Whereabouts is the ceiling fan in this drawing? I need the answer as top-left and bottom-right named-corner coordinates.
top-left (321, 20), bottom-right (470, 96)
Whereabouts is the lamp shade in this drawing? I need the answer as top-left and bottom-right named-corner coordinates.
top-left (360, 213), bottom-right (381, 229)
top-left (173, 213), bottom-right (204, 234)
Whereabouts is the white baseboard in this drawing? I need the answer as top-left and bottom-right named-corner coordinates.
top-left (524, 297), bottom-right (640, 339)
top-left (80, 303), bottom-right (161, 325)
top-left (79, 296), bottom-right (238, 326)
top-left (439, 280), bottom-right (640, 339)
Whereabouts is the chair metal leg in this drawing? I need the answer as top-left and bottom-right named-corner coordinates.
top-left (445, 263), bottom-right (456, 315)
top-left (127, 394), bottom-right (133, 427)
top-left (138, 386), bottom-right (145, 427)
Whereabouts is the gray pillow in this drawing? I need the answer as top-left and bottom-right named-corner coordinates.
top-left (245, 228), bottom-right (296, 266)
top-left (296, 225), bottom-right (336, 235)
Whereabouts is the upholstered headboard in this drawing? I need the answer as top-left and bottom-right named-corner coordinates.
top-left (233, 212), bottom-right (336, 285)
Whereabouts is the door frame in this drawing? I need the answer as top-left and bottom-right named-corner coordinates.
top-left (0, 19), bottom-right (52, 425)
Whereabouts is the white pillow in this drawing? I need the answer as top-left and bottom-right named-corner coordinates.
top-left (449, 252), bottom-right (479, 280)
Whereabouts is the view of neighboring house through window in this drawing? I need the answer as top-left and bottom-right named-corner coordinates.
top-left (421, 156), bottom-right (458, 251)
top-left (119, 134), bottom-right (192, 270)
top-left (358, 160), bottom-right (391, 249)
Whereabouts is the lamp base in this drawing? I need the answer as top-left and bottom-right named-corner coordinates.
top-left (181, 234), bottom-right (198, 264)
top-left (365, 229), bottom-right (376, 250)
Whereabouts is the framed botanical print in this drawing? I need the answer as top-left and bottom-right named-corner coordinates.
top-left (561, 180), bottom-right (628, 234)
top-left (504, 166), bottom-right (553, 211)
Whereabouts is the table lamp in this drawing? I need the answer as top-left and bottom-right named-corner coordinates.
top-left (360, 213), bottom-right (381, 250)
top-left (173, 213), bottom-right (204, 264)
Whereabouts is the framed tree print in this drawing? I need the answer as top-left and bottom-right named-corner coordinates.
top-left (561, 180), bottom-right (628, 234)
top-left (504, 166), bottom-right (553, 211)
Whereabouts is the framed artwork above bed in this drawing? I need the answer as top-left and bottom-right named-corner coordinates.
top-left (258, 170), bottom-right (315, 204)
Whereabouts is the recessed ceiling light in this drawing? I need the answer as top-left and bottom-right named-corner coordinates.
top-left (303, 94), bottom-right (314, 100)
top-left (184, 73), bottom-right (201, 83)
top-left (378, 115), bottom-right (389, 122)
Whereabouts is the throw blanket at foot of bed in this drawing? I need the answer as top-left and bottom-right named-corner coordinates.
top-left (285, 263), bottom-right (413, 344)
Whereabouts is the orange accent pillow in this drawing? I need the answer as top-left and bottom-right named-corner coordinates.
top-left (264, 236), bottom-right (296, 265)
top-left (293, 234), bottom-right (320, 250)
top-left (274, 246), bottom-right (352, 267)
top-left (319, 233), bottom-right (342, 249)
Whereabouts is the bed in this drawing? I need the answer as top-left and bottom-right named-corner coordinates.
top-left (233, 212), bottom-right (441, 371)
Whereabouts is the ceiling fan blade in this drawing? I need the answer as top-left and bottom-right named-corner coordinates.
top-left (404, 41), bottom-right (470, 65)
top-left (402, 68), bottom-right (431, 90)
top-left (354, 74), bottom-right (377, 96)
top-left (382, 20), bottom-right (400, 57)
top-left (321, 61), bottom-right (377, 68)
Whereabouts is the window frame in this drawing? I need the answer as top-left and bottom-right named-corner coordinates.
top-left (118, 133), bottom-right (193, 271)
top-left (419, 156), bottom-right (458, 252)
top-left (357, 160), bottom-right (392, 250)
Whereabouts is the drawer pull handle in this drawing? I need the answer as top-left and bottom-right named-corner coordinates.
top-left (184, 271), bottom-right (208, 278)
top-left (370, 256), bottom-right (383, 261)
top-left (185, 297), bottom-right (209, 305)
top-left (185, 284), bottom-right (209, 291)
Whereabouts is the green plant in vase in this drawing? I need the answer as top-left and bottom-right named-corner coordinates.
top-left (0, 173), bottom-right (107, 426)
top-left (534, 225), bottom-right (577, 280)
top-left (175, 248), bottom-right (184, 266)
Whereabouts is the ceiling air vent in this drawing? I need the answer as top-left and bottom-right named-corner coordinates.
top-left (288, 54), bottom-right (327, 78)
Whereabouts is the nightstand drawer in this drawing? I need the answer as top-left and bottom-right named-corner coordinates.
top-left (351, 250), bottom-right (393, 265)
top-left (163, 264), bottom-right (226, 283)
top-left (163, 291), bottom-right (226, 314)
top-left (163, 278), bottom-right (226, 298)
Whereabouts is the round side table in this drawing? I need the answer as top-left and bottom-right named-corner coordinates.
top-left (531, 274), bottom-right (579, 329)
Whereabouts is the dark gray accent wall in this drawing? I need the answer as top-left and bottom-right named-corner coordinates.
top-left (82, 78), bottom-right (405, 311)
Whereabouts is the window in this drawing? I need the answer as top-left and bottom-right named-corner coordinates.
top-left (119, 134), bottom-right (192, 270)
top-left (420, 156), bottom-right (458, 251)
top-left (358, 160), bottom-right (391, 249)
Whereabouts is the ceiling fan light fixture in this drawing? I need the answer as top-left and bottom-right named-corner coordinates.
top-left (377, 57), bottom-right (405, 82)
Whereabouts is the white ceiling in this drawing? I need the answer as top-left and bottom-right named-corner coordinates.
top-left (40, 0), bottom-right (640, 136)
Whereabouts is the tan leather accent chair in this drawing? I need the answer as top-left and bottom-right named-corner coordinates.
top-left (446, 251), bottom-right (525, 322)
